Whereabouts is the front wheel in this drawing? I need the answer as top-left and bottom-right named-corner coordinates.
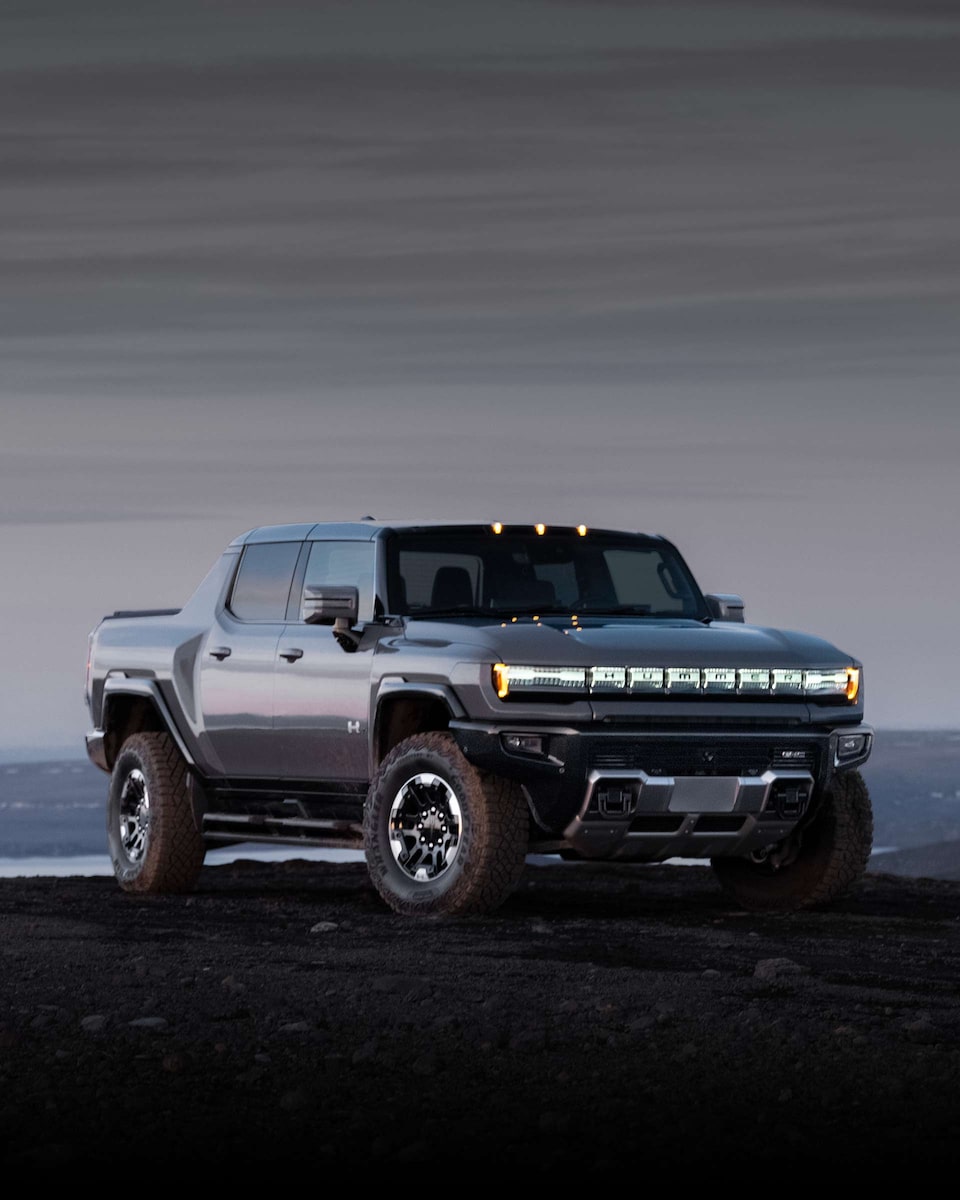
top-left (107, 732), bottom-right (206, 893)
top-left (364, 732), bottom-right (528, 916)
top-left (711, 769), bottom-right (873, 912)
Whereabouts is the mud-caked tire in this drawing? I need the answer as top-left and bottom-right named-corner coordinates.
top-left (712, 769), bottom-right (873, 912)
top-left (364, 732), bottom-right (528, 916)
top-left (107, 732), bottom-right (206, 894)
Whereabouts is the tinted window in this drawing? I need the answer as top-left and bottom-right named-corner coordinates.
top-left (400, 551), bottom-right (482, 609)
top-left (603, 549), bottom-right (696, 616)
top-left (390, 530), bottom-right (706, 619)
top-left (229, 542), bottom-right (301, 621)
top-left (303, 541), bottom-right (376, 621)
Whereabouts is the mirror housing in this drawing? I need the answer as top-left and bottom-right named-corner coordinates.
top-left (705, 593), bottom-right (745, 623)
top-left (302, 586), bottom-right (359, 626)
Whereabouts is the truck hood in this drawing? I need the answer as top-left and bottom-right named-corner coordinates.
top-left (401, 616), bottom-right (855, 668)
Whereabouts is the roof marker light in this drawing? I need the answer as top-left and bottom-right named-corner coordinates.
top-left (492, 522), bottom-right (503, 534)
top-left (535, 523), bottom-right (546, 535)
top-left (577, 524), bottom-right (587, 536)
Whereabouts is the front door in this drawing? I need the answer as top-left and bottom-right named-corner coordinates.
top-left (274, 540), bottom-right (379, 784)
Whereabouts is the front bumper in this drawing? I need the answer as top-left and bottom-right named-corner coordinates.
top-left (451, 720), bottom-right (873, 857)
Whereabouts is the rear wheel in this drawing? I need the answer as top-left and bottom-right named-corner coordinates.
top-left (711, 769), bottom-right (873, 911)
top-left (364, 732), bottom-right (528, 916)
top-left (107, 732), bottom-right (205, 893)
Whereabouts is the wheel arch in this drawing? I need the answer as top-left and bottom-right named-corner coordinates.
top-left (373, 681), bottom-right (466, 771)
top-left (100, 679), bottom-right (195, 771)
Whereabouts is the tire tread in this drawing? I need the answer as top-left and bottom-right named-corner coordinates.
top-left (109, 732), bottom-right (205, 894)
top-left (364, 732), bottom-right (528, 917)
top-left (712, 769), bottom-right (873, 912)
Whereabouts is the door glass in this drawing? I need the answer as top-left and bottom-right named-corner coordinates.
top-left (229, 542), bottom-right (301, 621)
top-left (303, 542), bottom-right (376, 622)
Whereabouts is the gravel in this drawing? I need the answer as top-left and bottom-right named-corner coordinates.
top-left (1, 858), bottom-right (959, 1168)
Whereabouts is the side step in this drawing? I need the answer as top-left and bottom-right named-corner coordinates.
top-left (202, 812), bottom-right (364, 849)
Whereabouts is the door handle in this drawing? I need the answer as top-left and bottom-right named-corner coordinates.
top-left (209, 646), bottom-right (232, 661)
top-left (279, 647), bottom-right (304, 662)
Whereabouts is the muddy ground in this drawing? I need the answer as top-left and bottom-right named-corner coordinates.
top-left (1, 859), bottom-right (959, 1170)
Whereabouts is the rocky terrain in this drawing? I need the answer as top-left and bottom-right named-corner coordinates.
top-left (2, 858), bottom-right (959, 1169)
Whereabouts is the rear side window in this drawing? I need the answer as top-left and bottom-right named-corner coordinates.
top-left (229, 542), bottom-right (301, 621)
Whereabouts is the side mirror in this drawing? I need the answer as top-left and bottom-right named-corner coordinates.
top-left (705, 593), bottom-right (745, 623)
top-left (302, 586), bottom-right (359, 626)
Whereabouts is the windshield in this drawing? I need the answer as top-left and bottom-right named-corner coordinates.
top-left (387, 528), bottom-right (708, 620)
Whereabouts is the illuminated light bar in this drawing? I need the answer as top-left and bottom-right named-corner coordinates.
top-left (666, 667), bottom-right (701, 693)
top-left (738, 668), bottom-right (772, 693)
top-left (589, 666), bottom-right (627, 691)
top-left (772, 669), bottom-right (804, 694)
top-left (492, 664), bottom-right (587, 697)
top-left (629, 667), bottom-right (665, 692)
top-left (702, 668), bottom-right (737, 693)
top-left (493, 663), bottom-right (861, 701)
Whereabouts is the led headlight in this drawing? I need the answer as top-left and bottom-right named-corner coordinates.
top-left (493, 664), bottom-right (587, 698)
top-left (803, 667), bottom-right (859, 701)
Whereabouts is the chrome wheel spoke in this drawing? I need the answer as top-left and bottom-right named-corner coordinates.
top-left (388, 772), bottom-right (462, 884)
top-left (118, 768), bottom-right (150, 863)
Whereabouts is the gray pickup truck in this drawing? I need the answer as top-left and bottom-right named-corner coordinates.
top-left (85, 521), bottom-right (873, 916)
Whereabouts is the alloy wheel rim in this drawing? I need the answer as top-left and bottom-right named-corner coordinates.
top-left (119, 768), bottom-right (150, 862)
top-left (388, 772), bottom-right (463, 882)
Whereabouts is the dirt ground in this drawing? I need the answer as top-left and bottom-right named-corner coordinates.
top-left (2, 859), bottom-right (959, 1171)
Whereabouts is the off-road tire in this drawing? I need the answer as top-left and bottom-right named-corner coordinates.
top-left (107, 732), bottom-right (205, 894)
top-left (711, 769), bottom-right (873, 912)
top-left (364, 732), bottom-right (528, 916)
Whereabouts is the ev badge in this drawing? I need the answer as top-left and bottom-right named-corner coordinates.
top-left (347, 720), bottom-right (362, 735)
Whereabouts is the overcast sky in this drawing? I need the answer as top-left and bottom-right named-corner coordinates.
top-left (1, 0), bottom-right (958, 752)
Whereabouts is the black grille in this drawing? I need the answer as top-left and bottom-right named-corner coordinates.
top-left (590, 739), bottom-right (819, 778)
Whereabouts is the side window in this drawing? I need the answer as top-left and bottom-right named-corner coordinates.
top-left (229, 542), bottom-right (301, 621)
top-left (303, 541), bottom-right (376, 621)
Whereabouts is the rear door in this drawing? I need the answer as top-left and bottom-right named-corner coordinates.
top-left (198, 540), bottom-right (302, 778)
top-left (275, 539), bottom-right (379, 785)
